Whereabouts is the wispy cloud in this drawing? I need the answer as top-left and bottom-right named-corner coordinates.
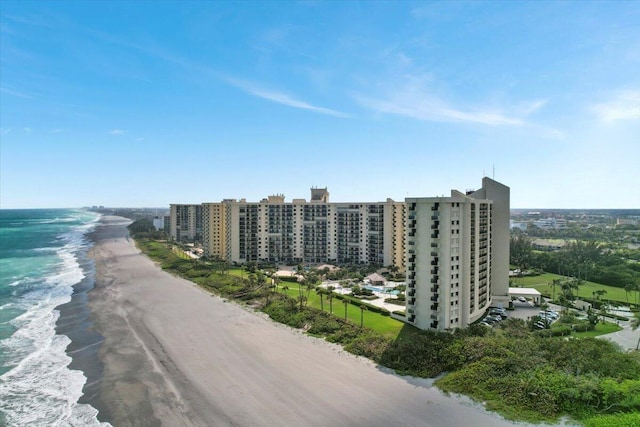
top-left (109, 129), bottom-right (126, 135)
top-left (517, 99), bottom-right (548, 116)
top-left (0, 128), bottom-right (11, 136)
top-left (82, 27), bottom-right (346, 119)
top-left (224, 77), bottom-right (349, 118)
top-left (48, 128), bottom-right (66, 134)
top-left (592, 90), bottom-right (640, 122)
top-left (355, 82), bottom-right (524, 126)
top-left (0, 86), bottom-right (32, 99)
top-left (23, 127), bottom-right (32, 134)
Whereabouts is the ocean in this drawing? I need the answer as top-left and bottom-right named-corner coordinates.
top-left (0, 209), bottom-right (109, 426)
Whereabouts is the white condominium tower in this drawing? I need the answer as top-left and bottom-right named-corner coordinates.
top-left (405, 178), bottom-right (510, 331)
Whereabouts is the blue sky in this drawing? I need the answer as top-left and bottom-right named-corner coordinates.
top-left (1, 1), bottom-right (639, 209)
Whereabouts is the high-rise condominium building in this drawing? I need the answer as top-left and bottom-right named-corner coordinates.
top-left (169, 204), bottom-right (203, 242)
top-left (171, 189), bottom-right (406, 268)
top-left (405, 178), bottom-right (509, 331)
top-left (169, 178), bottom-right (510, 331)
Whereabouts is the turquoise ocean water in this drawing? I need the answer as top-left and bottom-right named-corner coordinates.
top-left (0, 209), bottom-right (109, 426)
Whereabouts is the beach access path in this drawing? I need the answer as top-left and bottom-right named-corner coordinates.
top-left (87, 216), bottom-right (546, 427)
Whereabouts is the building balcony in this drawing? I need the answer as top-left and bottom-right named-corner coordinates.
top-left (430, 303), bottom-right (438, 311)
top-left (430, 286), bottom-right (439, 293)
top-left (430, 294), bottom-right (439, 302)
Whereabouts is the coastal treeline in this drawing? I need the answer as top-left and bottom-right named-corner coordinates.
top-left (510, 236), bottom-right (640, 291)
top-left (134, 238), bottom-right (640, 426)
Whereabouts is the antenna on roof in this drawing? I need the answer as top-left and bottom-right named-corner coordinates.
top-left (493, 165), bottom-right (495, 180)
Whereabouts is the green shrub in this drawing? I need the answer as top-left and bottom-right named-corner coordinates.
top-left (584, 412), bottom-right (640, 427)
top-left (344, 333), bottom-right (392, 360)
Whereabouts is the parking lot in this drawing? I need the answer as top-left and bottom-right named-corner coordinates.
top-left (482, 299), bottom-right (565, 327)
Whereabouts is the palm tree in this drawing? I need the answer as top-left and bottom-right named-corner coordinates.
top-left (594, 289), bottom-right (607, 300)
top-left (327, 286), bottom-right (335, 314)
top-left (360, 305), bottom-right (367, 328)
top-left (559, 279), bottom-right (579, 313)
top-left (593, 289), bottom-right (608, 322)
top-left (551, 278), bottom-right (562, 302)
top-left (388, 264), bottom-right (399, 279)
top-left (317, 289), bottom-right (324, 311)
top-left (631, 310), bottom-right (640, 351)
top-left (343, 299), bottom-right (349, 321)
top-left (624, 284), bottom-right (632, 306)
top-left (627, 282), bottom-right (639, 308)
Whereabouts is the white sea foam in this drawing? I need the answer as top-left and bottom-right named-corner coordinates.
top-left (0, 212), bottom-right (109, 426)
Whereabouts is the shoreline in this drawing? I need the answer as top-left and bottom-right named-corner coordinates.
top-left (80, 216), bottom-right (546, 426)
top-left (54, 221), bottom-right (106, 416)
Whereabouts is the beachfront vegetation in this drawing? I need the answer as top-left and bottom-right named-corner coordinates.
top-left (133, 237), bottom-right (640, 425)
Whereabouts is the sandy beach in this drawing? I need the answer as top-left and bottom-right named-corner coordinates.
top-left (85, 216), bottom-right (539, 427)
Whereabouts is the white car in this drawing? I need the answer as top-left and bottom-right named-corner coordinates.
top-left (517, 296), bottom-right (527, 302)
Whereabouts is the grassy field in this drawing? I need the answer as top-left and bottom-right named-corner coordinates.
top-left (572, 321), bottom-right (623, 338)
top-left (277, 284), bottom-right (405, 338)
top-left (511, 273), bottom-right (635, 305)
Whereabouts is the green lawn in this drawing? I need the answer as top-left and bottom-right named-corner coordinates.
top-left (572, 321), bottom-right (623, 338)
top-left (277, 284), bottom-right (405, 338)
top-left (511, 273), bottom-right (633, 305)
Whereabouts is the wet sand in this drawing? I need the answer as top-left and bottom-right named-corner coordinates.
top-left (86, 216), bottom-right (542, 427)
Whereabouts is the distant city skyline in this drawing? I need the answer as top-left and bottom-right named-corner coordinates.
top-left (1, 1), bottom-right (639, 209)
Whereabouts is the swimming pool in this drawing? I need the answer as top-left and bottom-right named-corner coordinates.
top-left (363, 285), bottom-right (399, 295)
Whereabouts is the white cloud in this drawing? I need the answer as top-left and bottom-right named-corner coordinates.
top-left (109, 129), bottom-right (126, 135)
top-left (0, 86), bottom-right (32, 98)
top-left (592, 90), bottom-right (640, 122)
top-left (23, 127), bottom-right (32, 134)
top-left (48, 128), bottom-right (65, 134)
top-left (355, 82), bottom-right (524, 126)
top-left (224, 77), bottom-right (349, 118)
top-left (517, 99), bottom-right (548, 116)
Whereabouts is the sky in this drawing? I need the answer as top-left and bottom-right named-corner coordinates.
top-left (1, 1), bottom-right (639, 209)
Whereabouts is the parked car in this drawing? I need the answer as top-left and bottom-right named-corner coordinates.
top-left (490, 308), bottom-right (507, 318)
top-left (517, 296), bottom-right (527, 302)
